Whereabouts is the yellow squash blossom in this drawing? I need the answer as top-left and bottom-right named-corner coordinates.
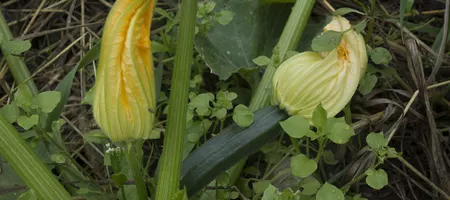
top-left (272, 16), bottom-right (367, 119)
top-left (93, 0), bottom-right (156, 142)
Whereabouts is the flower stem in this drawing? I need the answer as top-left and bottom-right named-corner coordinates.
top-left (0, 114), bottom-right (71, 199)
top-left (227, 0), bottom-right (316, 186)
top-left (155, 0), bottom-right (197, 199)
top-left (125, 142), bottom-right (148, 200)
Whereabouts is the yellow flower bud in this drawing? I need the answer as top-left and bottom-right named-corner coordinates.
top-left (272, 16), bottom-right (367, 119)
top-left (93, 0), bottom-right (156, 142)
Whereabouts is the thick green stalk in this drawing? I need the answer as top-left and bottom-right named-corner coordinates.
top-left (125, 142), bottom-right (148, 200)
top-left (228, 0), bottom-right (316, 186)
top-left (155, 0), bottom-right (197, 199)
top-left (0, 114), bottom-right (71, 199)
top-left (0, 11), bottom-right (38, 95)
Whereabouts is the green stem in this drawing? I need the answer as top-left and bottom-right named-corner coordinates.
top-left (227, 0), bottom-right (316, 186)
top-left (125, 142), bottom-right (148, 200)
top-left (0, 10), bottom-right (38, 95)
top-left (0, 114), bottom-right (71, 199)
top-left (365, 0), bottom-right (376, 43)
top-left (155, 0), bottom-right (197, 199)
top-left (315, 137), bottom-right (325, 162)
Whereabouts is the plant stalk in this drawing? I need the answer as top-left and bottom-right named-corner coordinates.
top-left (125, 142), bottom-right (148, 200)
top-left (0, 114), bottom-right (71, 199)
top-left (227, 0), bottom-right (316, 187)
top-left (0, 10), bottom-right (38, 95)
top-left (155, 0), bottom-right (197, 199)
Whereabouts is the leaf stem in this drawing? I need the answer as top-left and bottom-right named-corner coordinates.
top-left (227, 0), bottom-right (316, 187)
top-left (0, 114), bottom-right (71, 199)
top-left (0, 10), bottom-right (38, 95)
top-left (155, 0), bottom-right (197, 199)
top-left (125, 142), bottom-right (148, 200)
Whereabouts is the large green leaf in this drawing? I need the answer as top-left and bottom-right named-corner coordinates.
top-left (45, 42), bottom-right (100, 130)
top-left (180, 106), bottom-right (288, 197)
top-left (195, 1), bottom-right (291, 80)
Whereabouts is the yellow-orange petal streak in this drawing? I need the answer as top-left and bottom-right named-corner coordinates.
top-left (93, 0), bottom-right (156, 142)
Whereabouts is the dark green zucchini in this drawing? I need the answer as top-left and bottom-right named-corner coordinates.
top-left (180, 106), bottom-right (288, 197)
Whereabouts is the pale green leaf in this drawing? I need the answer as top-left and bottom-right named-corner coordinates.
top-left (370, 47), bottom-right (392, 65)
top-left (333, 7), bottom-right (365, 16)
top-left (280, 115), bottom-right (313, 139)
top-left (2, 39), bottom-right (32, 55)
top-left (232, 104), bottom-right (253, 127)
top-left (311, 31), bottom-right (343, 52)
top-left (316, 182), bottom-right (345, 200)
top-left (0, 102), bottom-right (20, 123)
top-left (366, 132), bottom-right (387, 151)
top-left (252, 56), bottom-right (271, 66)
top-left (358, 72), bottom-right (377, 95)
top-left (312, 104), bottom-right (327, 130)
top-left (50, 153), bottom-right (65, 164)
top-left (291, 154), bottom-right (317, 178)
top-left (17, 115), bottom-right (39, 130)
top-left (35, 91), bottom-right (61, 113)
top-left (365, 168), bottom-right (388, 190)
top-left (216, 10), bottom-right (234, 25)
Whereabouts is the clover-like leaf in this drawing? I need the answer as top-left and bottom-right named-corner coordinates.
top-left (35, 91), bottom-right (61, 113)
top-left (291, 154), bottom-right (317, 178)
top-left (312, 104), bottom-right (327, 130)
top-left (366, 132), bottom-right (388, 151)
top-left (0, 102), bottom-right (20, 123)
top-left (370, 47), bottom-right (392, 65)
top-left (232, 104), bottom-right (253, 127)
top-left (358, 72), bottom-right (377, 95)
top-left (2, 39), bottom-right (32, 55)
top-left (316, 182), bottom-right (345, 200)
top-left (300, 176), bottom-right (321, 195)
top-left (325, 117), bottom-right (354, 144)
top-left (17, 114), bottom-right (39, 130)
top-left (216, 10), bottom-right (234, 25)
top-left (311, 31), bottom-right (343, 52)
top-left (280, 115), bottom-right (314, 139)
top-left (365, 168), bottom-right (388, 190)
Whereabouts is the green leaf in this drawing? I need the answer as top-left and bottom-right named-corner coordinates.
top-left (81, 86), bottom-right (94, 105)
top-left (17, 115), bottom-right (39, 130)
top-left (399, 0), bottom-right (414, 24)
top-left (311, 31), bottom-right (343, 52)
top-left (261, 184), bottom-right (279, 200)
top-left (279, 115), bottom-right (313, 139)
top-left (232, 104), bottom-right (254, 127)
top-left (181, 106), bottom-right (288, 197)
top-left (353, 19), bottom-right (368, 34)
top-left (112, 173), bottom-right (128, 186)
top-left (45, 42), bottom-right (100, 131)
top-left (370, 47), bottom-right (392, 65)
top-left (253, 180), bottom-right (271, 194)
top-left (0, 102), bottom-right (20, 123)
top-left (171, 188), bottom-right (189, 200)
top-left (150, 129), bottom-right (162, 139)
top-left (353, 194), bottom-right (368, 200)
top-left (252, 56), bottom-right (271, 66)
top-left (365, 168), bottom-right (388, 190)
top-left (211, 107), bottom-right (227, 119)
top-left (2, 39), bottom-right (31, 55)
top-left (358, 72), bottom-right (377, 95)
top-left (195, 1), bottom-right (292, 80)
top-left (312, 104), bottom-right (327, 130)
top-left (325, 117), bottom-right (354, 144)
top-left (118, 185), bottom-right (137, 200)
top-left (386, 147), bottom-right (399, 158)
top-left (366, 132), bottom-right (387, 151)
top-left (17, 189), bottom-right (37, 200)
top-left (83, 129), bottom-right (109, 144)
top-left (216, 10), bottom-right (234, 25)
top-left (215, 90), bottom-right (237, 110)
top-left (151, 41), bottom-right (170, 53)
top-left (35, 91), bottom-right (61, 113)
top-left (300, 176), bottom-right (321, 195)
top-left (333, 8), bottom-right (365, 16)
top-left (14, 84), bottom-right (34, 109)
top-left (323, 150), bottom-right (339, 165)
top-left (50, 153), bottom-right (66, 164)
top-left (316, 182), bottom-right (345, 200)
top-left (291, 154), bottom-right (317, 178)
top-left (154, 7), bottom-right (173, 19)
top-left (189, 93), bottom-right (214, 116)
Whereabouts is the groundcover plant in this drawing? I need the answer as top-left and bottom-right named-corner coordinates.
top-left (1, 0), bottom-right (450, 200)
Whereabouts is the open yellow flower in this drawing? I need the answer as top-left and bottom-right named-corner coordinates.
top-left (272, 16), bottom-right (367, 119)
top-left (93, 0), bottom-right (156, 142)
